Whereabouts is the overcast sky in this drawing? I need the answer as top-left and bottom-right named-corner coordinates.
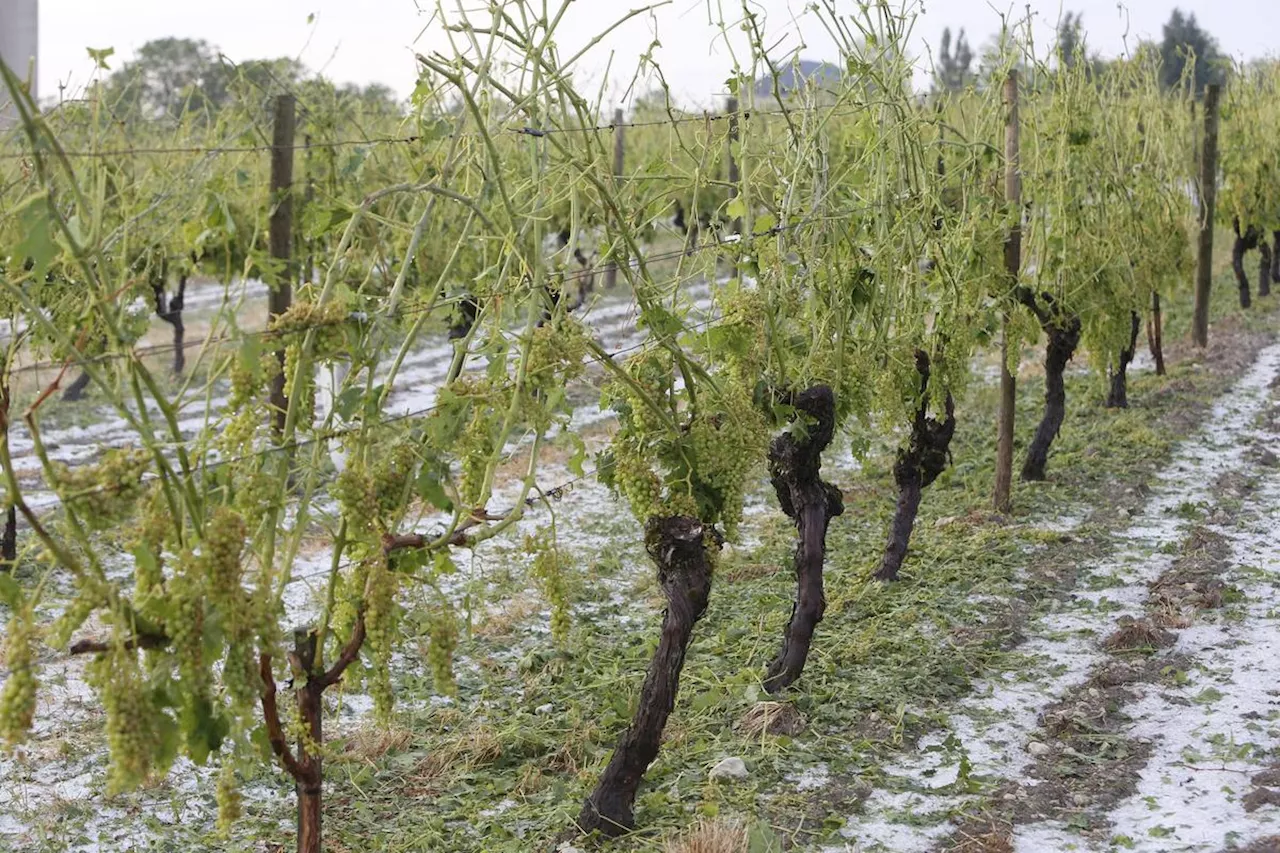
top-left (31, 0), bottom-right (1277, 108)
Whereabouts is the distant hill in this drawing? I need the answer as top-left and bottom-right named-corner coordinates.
top-left (753, 60), bottom-right (842, 99)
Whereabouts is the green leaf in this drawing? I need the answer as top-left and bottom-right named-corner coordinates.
top-left (15, 196), bottom-right (56, 282)
top-left (86, 47), bottom-right (115, 70)
top-left (726, 196), bottom-right (748, 221)
top-left (334, 387), bottom-right (365, 421)
top-left (132, 543), bottom-right (158, 584)
top-left (184, 697), bottom-right (227, 765)
top-left (432, 550), bottom-right (458, 577)
top-left (561, 432), bottom-right (587, 477)
top-left (416, 463), bottom-right (453, 512)
top-left (0, 572), bottom-right (23, 609)
top-left (752, 213), bottom-right (777, 234)
top-left (421, 118), bottom-right (453, 142)
top-left (639, 305), bottom-right (683, 338)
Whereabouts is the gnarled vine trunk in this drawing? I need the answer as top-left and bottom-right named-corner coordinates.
top-left (876, 353), bottom-right (956, 583)
top-left (61, 370), bottom-right (92, 402)
top-left (1106, 312), bottom-right (1141, 409)
top-left (578, 516), bottom-right (717, 835)
top-left (1233, 220), bottom-right (1260, 309)
top-left (295, 663), bottom-right (324, 853)
top-left (1, 506), bottom-right (14, 569)
top-left (260, 604), bottom-right (366, 853)
top-left (764, 385), bottom-right (844, 693)
top-left (1272, 231), bottom-right (1280, 283)
top-left (153, 274), bottom-right (187, 375)
top-left (1, 374), bottom-right (13, 570)
top-left (1022, 317), bottom-right (1081, 482)
top-left (1261, 242), bottom-right (1273, 299)
top-left (1147, 292), bottom-right (1166, 377)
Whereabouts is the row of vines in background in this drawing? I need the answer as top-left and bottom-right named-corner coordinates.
top-left (0, 1), bottom-right (1274, 850)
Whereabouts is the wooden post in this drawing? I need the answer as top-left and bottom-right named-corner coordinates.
top-left (268, 94), bottom-right (296, 435)
top-left (1192, 83), bottom-right (1220, 349)
top-left (994, 70), bottom-right (1020, 515)
top-left (303, 133), bottom-right (314, 288)
top-left (604, 108), bottom-right (623, 291)
top-left (726, 95), bottom-right (741, 235)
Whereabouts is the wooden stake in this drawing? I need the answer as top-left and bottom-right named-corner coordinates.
top-left (269, 94), bottom-right (297, 435)
top-left (1192, 83), bottom-right (1220, 348)
top-left (994, 70), bottom-right (1020, 515)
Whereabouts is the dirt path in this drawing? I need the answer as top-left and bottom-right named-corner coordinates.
top-left (811, 342), bottom-right (1280, 852)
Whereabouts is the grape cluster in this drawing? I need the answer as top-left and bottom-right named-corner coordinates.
top-left (363, 558), bottom-right (399, 721)
top-left (426, 604), bottom-right (458, 696)
top-left (712, 285), bottom-right (770, 384)
top-left (228, 359), bottom-right (259, 409)
top-left (523, 318), bottom-right (590, 428)
top-left (53, 447), bottom-right (152, 530)
top-left (0, 610), bottom-right (38, 747)
top-left (165, 566), bottom-right (210, 699)
top-left (49, 589), bottom-right (100, 650)
top-left (220, 409), bottom-right (260, 455)
top-left (371, 441), bottom-right (419, 523)
top-left (222, 642), bottom-right (259, 717)
top-left (611, 442), bottom-right (663, 523)
top-left (135, 483), bottom-right (175, 557)
top-left (335, 441), bottom-right (419, 536)
top-left (282, 343), bottom-right (318, 429)
top-left (686, 387), bottom-right (767, 537)
top-left (267, 299), bottom-right (351, 356)
top-left (232, 466), bottom-right (276, 519)
top-left (201, 507), bottom-right (247, 609)
top-left (333, 465), bottom-right (378, 535)
top-left (622, 352), bottom-right (674, 437)
top-left (456, 410), bottom-right (495, 508)
top-left (88, 651), bottom-right (161, 793)
top-left (526, 535), bottom-right (570, 643)
top-left (330, 559), bottom-right (369, 650)
top-left (215, 761), bottom-right (242, 835)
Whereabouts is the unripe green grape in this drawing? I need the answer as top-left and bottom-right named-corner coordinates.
top-left (202, 507), bottom-right (246, 610)
top-left (527, 537), bottom-right (570, 644)
top-left (333, 466), bottom-right (378, 534)
top-left (0, 610), bottom-right (38, 747)
top-left (363, 559), bottom-right (399, 721)
top-left (222, 643), bottom-right (259, 717)
top-left (233, 467), bottom-right (275, 518)
top-left (426, 605), bottom-right (458, 696)
top-left (49, 590), bottom-right (99, 650)
top-left (282, 344), bottom-right (317, 429)
top-left (371, 441), bottom-right (418, 525)
top-left (54, 448), bottom-right (151, 530)
top-left (165, 564), bottom-right (210, 700)
top-left (612, 444), bottom-right (662, 521)
top-left (456, 411), bottom-right (494, 508)
top-left (88, 651), bottom-right (160, 793)
top-left (215, 761), bottom-right (242, 835)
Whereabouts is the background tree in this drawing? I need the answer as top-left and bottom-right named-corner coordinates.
top-left (1158, 9), bottom-right (1224, 94)
top-left (99, 38), bottom-right (402, 121)
top-left (934, 27), bottom-right (974, 92)
top-left (101, 38), bottom-right (227, 118)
